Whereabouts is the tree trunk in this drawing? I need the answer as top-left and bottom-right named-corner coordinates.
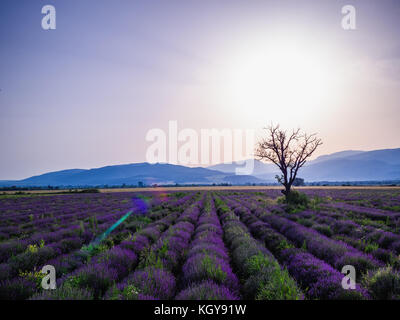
top-left (281, 184), bottom-right (291, 200)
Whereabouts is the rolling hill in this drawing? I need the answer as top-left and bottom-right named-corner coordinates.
top-left (0, 163), bottom-right (264, 187)
top-left (209, 148), bottom-right (400, 182)
top-left (1, 148), bottom-right (399, 187)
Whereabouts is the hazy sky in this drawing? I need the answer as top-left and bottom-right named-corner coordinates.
top-left (1, 0), bottom-right (400, 179)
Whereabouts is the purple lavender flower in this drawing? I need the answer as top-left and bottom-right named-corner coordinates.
top-left (176, 280), bottom-right (239, 300)
top-left (130, 267), bottom-right (176, 299)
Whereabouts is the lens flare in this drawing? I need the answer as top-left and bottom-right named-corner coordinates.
top-left (86, 209), bottom-right (134, 249)
top-left (82, 190), bottom-right (170, 252)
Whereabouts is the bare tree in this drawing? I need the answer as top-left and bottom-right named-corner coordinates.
top-left (255, 124), bottom-right (322, 199)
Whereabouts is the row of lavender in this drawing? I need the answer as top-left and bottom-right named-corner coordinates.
top-left (233, 191), bottom-right (400, 263)
top-left (0, 193), bottom-right (135, 240)
top-left (214, 195), bottom-right (303, 299)
top-left (302, 188), bottom-right (400, 212)
top-left (221, 191), bottom-right (400, 299)
top-left (2, 188), bottom-right (400, 300)
top-left (31, 193), bottom-right (240, 300)
top-left (99, 193), bottom-right (239, 300)
top-left (219, 194), bottom-right (368, 299)
top-left (103, 195), bottom-right (205, 299)
top-left (228, 188), bottom-right (400, 212)
top-left (0, 192), bottom-right (197, 299)
top-left (233, 192), bottom-right (400, 261)
top-left (0, 193), bottom-right (140, 263)
top-left (3, 191), bottom-right (305, 300)
top-left (102, 193), bottom-right (304, 300)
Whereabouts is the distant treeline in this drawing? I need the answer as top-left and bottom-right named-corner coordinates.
top-left (0, 183), bottom-right (236, 191)
top-left (0, 188), bottom-right (101, 195)
top-left (0, 186), bottom-right (100, 192)
top-left (307, 180), bottom-right (400, 187)
top-left (1, 180), bottom-right (399, 192)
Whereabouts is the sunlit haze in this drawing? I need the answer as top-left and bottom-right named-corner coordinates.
top-left (1, 0), bottom-right (400, 179)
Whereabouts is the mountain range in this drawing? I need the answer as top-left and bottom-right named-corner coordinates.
top-left (0, 163), bottom-right (264, 187)
top-left (209, 148), bottom-right (400, 182)
top-left (1, 148), bottom-right (399, 187)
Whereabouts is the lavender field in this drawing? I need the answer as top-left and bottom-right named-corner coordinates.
top-left (1, 188), bottom-right (400, 300)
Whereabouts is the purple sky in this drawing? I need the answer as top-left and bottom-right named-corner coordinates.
top-left (1, 0), bottom-right (400, 179)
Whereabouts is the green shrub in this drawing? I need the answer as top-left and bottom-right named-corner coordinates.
top-left (9, 247), bottom-right (56, 273)
top-left (278, 190), bottom-right (310, 212)
top-left (242, 254), bottom-right (302, 300)
top-left (256, 264), bottom-right (303, 300)
top-left (30, 283), bottom-right (94, 300)
top-left (364, 242), bottom-right (379, 254)
top-left (201, 254), bottom-right (227, 283)
top-left (312, 224), bottom-right (333, 237)
top-left (298, 218), bottom-right (313, 228)
top-left (362, 267), bottom-right (400, 299)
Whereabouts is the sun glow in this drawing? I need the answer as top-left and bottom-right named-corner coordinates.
top-left (222, 35), bottom-right (338, 122)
